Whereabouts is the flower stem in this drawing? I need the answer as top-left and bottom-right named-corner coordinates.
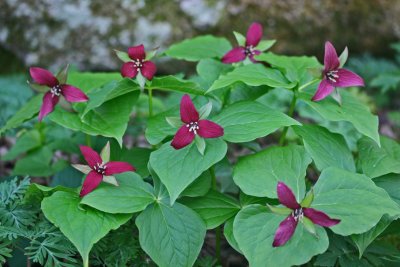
top-left (85, 134), bottom-right (91, 147)
top-left (209, 166), bottom-right (221, 264)
top-left (83, 258), bottom-right (89, 267)
top-left (279, 91), bottom-right (297, 146)
top-left (298, 78), bottom-right (319, 91)
top-left (148, 88), bottom-right (153, 117)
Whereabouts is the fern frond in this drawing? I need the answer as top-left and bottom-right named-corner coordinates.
top-left (25, 235), bottom-right (79, 267)
top-left (0, 240), bottom-right (12, 264)
top-left (0, 202), bottom-right (37, 229)
top-left (0, 177), bottom-right (30, 205)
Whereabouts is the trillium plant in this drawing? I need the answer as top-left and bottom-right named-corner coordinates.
top-left (2, 21), bottom-right (399, 267)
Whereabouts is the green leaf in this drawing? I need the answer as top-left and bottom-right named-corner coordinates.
top-left (80, 172), bottom-right (155, 213)
top-left (0, 94), bottom-right (42, 134)
top-left (196, 59), bottom-right (233, 89)
top-left (351, 215), bottom-right (394, 257)
top-left (147, 75), bottom-right (205, 95)
top-left (300, 189), bottom-right (314, 208)
top-left (233, 145), bottom-right (311, 200)
top-left (136, 201), bottom-right (206, 267)
top-left (199, 101), bottom-right (212, 119)
top-left (164, 35), bottom-right (231, 61)
top-left (49, 91), bottom-right (140, 145)
top-left (374, 173), bottom-right (400, 205)
top-left (100, 142), bottom-right (110, 163)
top-left (24, 183), bottom-right (75, 205)
top-left (41, 191), bottom-right (131, 264)
top-left (82, 79), bottom-right (139, 116)
top-left (165, 116), bottom-right (182, 128)
top-left (255, 52), bottom-right (321, 85)
top-left (256, 40), bottom-right (276, 51)
top-left (267, 205), bottom-right (292, 215)
top-left (302, 216), bottom-right (317, 236)
top-left (146, 107), bottom-right (178, 145)
top-left (67, 72), bottom-right (122, 93)
top-left (293, 124), bottom-right (355, 172)
top-left (224, 217), bottom-right (242, 253)
top-left (2, 129), bottom-right (42, 160)
top-left (181, 171), bottom-right (212, 198)
top-left (357, 136), bottom-right (400, 178)
top-left (12, 146), bottom-right (67, 177)
top-left (213, 101), bottom-right (300, 143)
top-left (149, 138), bottom-right (227, 204)
top-left (299, 89), bottom-right (380, 145)
top-left (120, 147), bottom-right (153, 178)
top-left (207, 64), bottom-right (295, 93)
top-left (180, 190), bottom-right (240, 229)
top-left (233, 31), bottom-right (246, 46)
top-left (114, 49), bottom-right (131, 62)
top-left (233, 205), bottom-right (329, 267)
top-left (312, 167), bottom-right (400, 236)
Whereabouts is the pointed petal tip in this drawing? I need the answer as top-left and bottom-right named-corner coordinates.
top-left (128, 44), bottom-right (146, 60)
top-left (246, 22), bottom-right (263, 46)
top-left (180, 94), bottom-right (199, 123)
top-left (277, 182), bottom-right (300, 209)
top-left (29, 67), bottom-right (59, 87)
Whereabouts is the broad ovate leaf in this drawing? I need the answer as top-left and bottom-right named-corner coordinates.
top-left (233, 145), bottom-right (311, 200)
top-left (207, 64), bottom-right (295, 93)
top-left (311, 167), bottom-right (400, 236)
top-left (233, 205), bottom-right (329, 267)
top-left (164, 35), bottom-right (231, 61)
top-left (136, 201), bottom-right (206, 267)
top-left (80, 172), bottom-right (155, 214)
top-left (41, 191), bottom-right (131, 265)
top-left (213, 101), bottom-right (300, 143)
top-left (180, 190), bottom-right (240, 229)
top-left (357, 136), bottom-right (400, 178)
top-left (293, 124), bottom-right (355, 172)
top-left (299, 89), bottom-right (380, 146)
top-left (149, 138), bottom-right (227, 204)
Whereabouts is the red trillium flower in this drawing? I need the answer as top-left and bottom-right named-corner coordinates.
top-left (272, 182), bottom-right (340, 247)
top-left (29, 67), bottom-right (88, 121)
top-left (312, 41), bottom-right (364, 101)
top-left (73, 145), bottom-right (135, 197)
top-left (171, 95), bottom-right (224, 150)
top-left (120, 44), bottom-right (157, 80)
top-left (222, 22), bottom-right (263, 64)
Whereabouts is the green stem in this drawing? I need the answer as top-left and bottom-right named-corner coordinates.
top-left (85, 134), bottom-right (91, 147)
top-left (279, 92), bottom-right (297, 146)
top-left (83, 257), bottom-right (89, 267)
top-left (298, 78), bottom-right (319, 91)
top-left (148, 88), bottom-right (153, 117)
top-left (209, 166), bottom-right (221, 264)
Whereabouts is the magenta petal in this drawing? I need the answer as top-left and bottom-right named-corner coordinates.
top-left (324, 41), bottom-right (340, 71)
top-left (80, 170), bottom-right (103, 197)
top-left (121, 62), bottom-right (138, 78)
top-left (61, 85), bottom-right (88, 102)
top-left (312, 79), bottom-right (335, 102)
top-left (272, 215), bottom-right (298, 247)
top-left (79, 145), bottom-right (102, 168)
top-left (30, 67), bottom-right (59, 87)
top-left (277, 182), bottom-right (300, 209)
top-left (128, 44), bottom-right (146, 60)
top-left (335, 68), bottom-right (365, 87)
top-left (171, 125), bottom-right (195, 149)
top-left (104, 161), bottom-right (136, 175)
top-left (246, 22), bottom-right (263, 46)
top-left (141, 61), bottom-right (157, 80)
top-left (249, 49), bottom-right (261, 63)
top-left (221, 47), bottom-right (246, 64)
top-left (303, 208), bottom-right (340, 227)
top-left (38, 92), bottom-right (59, 121)
top-left (180, 94), bottom-right (199, 123)
top-left (198, 120), bottom-right (224, 138)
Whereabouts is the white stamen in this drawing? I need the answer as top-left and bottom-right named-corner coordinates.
top-left (50, 85), bottom-right (62, 97)
top-left (186, 121), bottom-right (200, 135)
top-left (326, 70), bottom-right (339, 83)
top-left (93, 162), bottom-right (107, 175)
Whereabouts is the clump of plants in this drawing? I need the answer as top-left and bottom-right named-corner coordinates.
top-left (1, 22), bottom-right (400, 267)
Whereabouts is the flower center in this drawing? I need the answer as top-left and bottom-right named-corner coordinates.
top-left (292, 208), bottom-right (304, 222)
top-left (133, 59), bottom-right (144, 71)
top-left (186, 121), bottom-right (199, 135)
top-left (244, 45), bottom-right (255, 56)
top-left (50, 85), bottom-right (62, 97)
top-left (93, 162), bottom-right (107, 175)
top-left (326, 70), bottom-right (339, 83)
